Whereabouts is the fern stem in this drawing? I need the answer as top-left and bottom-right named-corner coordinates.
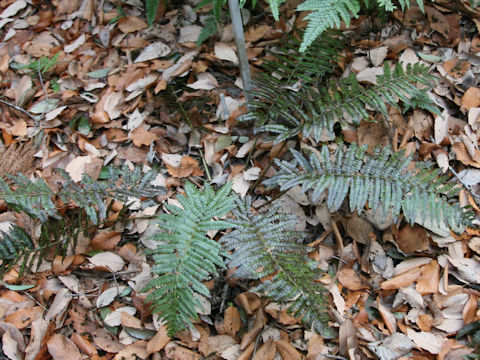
top-left (248, 141), bottom-right (287, 194)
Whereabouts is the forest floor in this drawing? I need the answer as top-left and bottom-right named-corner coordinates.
top-left (1, 0), bottom-right (480, 359)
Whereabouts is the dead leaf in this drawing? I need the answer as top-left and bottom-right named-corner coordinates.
top-left (130, 127), bottom-right (158, 147)
top-left (113, 340), bottom-right (148, 360)
top-left (396, 224), bottom-right (430, 254)
top-left (406, 328), bottom-right (446, 354)
top-left (381, 267), bottom-right (421, 290)
top-left (89, 231), bottom-right (122, 251)
top-left (224, 306), bottom-right (241, 337)
top-left (166, 155), bottom-right (203, 178)
top-left (134, 42), bottom-right (171, 63)
top-left (461, 87), bottom-right (480, 110)
top-left (337, 268), bottom-right (366, 290)
top-left (146, 325), bottom-right (170, 355)
top-left (164, 342), bottom-right (203, 360)
top-left (5, 306), bottom-right (43, 329)
top-left (89, 251), bottom-right (124, 272)
top-left (253, 339), bottom-right (276, 360)
top-left (118, 15), bottom-right (147, 33)
top-left (47, 334), bottom-right (82, 360)
top-left (198, 335), bottom-right (237, 357)
top-left (275, 339), bottom-right (302, 360)
top-left (214, 42), bottom-right (238, 64)
top-left (416, 260), bottom-right (440, 295)
top-left (3, 331), bottom-right (21, 360)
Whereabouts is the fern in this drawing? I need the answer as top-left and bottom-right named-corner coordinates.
top-left (248, 62), bottom-right (436, 144)
top-left (222, 197), bottom-right (335, 338)
top-left (297, 0), bottom-right (360, 52)
top-left (264, 144), bottom-right (474, 233)
top-left (143, 182), bottom-right (234, 336)
top-left (0, 166), bottom-right (163, 225)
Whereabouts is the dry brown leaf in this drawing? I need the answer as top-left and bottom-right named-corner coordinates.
top-left (166, 155), bottom-right (203, 178)
top-left (264, 303), bottom-right (298, 325)
top-left (113, 341), bottom-right (148, 360)
top-left (443, 58), bottom-right (470, 79)
top-left (381, 267), bottom-right (421, 290)
top-left (337, 268), bottom-right (366, 290)
top-left (396, 224), bottom-right (430, 254)
top-left (461, 87), bottom-right (480, 110)
top-left (416, 260), bottom-right (440, 295)
top-left (52, 255), bottom-right (74, 274)
top-left (70, 333), bottom-right (97, 356)
top-left (377, 298), bottom-right (397, 334)
top-left (306, 333), bottom-right (324, 360)
top-left (339, 319), bottom-right (358, 358)
top-left (92, 328), bottom-right (124, 353)
top-left (146, 325), bottom-right (170, 355)
top-left (121, 312), bottom-right (142, 329)
top-left (224, 306), bottom-right (241, 337)
top-left (198, 335), bottom-right (237, 357)
top-left (164, 342), bottom-right (203, 360)
top-left (245, 25), bottom-right (271, 42)
top-left (3, 331), bottom-right (21, 360)
top-left (275, 339), bottom-right (302, 360)
top-left (463, 294), bottom-right (477, 323)
top-left (5, 306), bottom-right (43, 329)
top-left (118, 15), bottom-right (147, 33)
top-left (253, 339), bottom-right (276, 360)
top-left (89, 231), bottom-right (122, 251)
top-left (89, 251), bottom-right (124, 272)
top-left (130, 127), bottom-right (158, 147)
top-left (47, 334), bottom-right (82, 360)
top-left (453, 142), bottom-right (480, 168)
top-left (418, 313), bottom-right (433, 332)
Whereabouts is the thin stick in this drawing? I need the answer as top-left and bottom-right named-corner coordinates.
top-left (331, 220), bottom-right (344, 251)
top-left (0, 99), bottom-right (39, 122)
top-left (228, 0), bottom-right (253, 102)
top-left (448, 165), bottom-right (480, 201)
top-left (37, 62), bottom-right (48, 99)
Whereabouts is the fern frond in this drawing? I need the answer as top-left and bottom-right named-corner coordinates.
top-left (143, 182), bottom-right (234, 336)
top-left (1, 166), bottom-right (164, 225)
top-left (0, 225), bottom-right (34, 261)
top-left (222, 197), bottom-right (335, 338)
top-left (264, 144), bottom-right (474, 233)
top-left (297, 0), bottom-right (360, 52)
top-left (251, 62), bottom-right (437, 143)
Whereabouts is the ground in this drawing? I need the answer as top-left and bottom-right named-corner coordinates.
top-left (0, 0), bottom-right (480, 359)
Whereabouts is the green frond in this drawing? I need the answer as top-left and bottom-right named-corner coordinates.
top-left (248, 62), bottom-right (437, 144)
top-left (264, 144), bottom-right (474, 233)
top-left (297, 0), bottom-right (360, 52)
top-left (143, 182), bottom-right (234, 336)
top-left (0, 225), bottom-right (34, 261)
top-left (267, 0), bottom-right (286, 20)
top-left (222, 197), bottom-right (336, 338)
top-left (1, 166), bottom-right (164, 225)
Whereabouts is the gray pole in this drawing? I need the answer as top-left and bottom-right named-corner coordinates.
top-left (227, 0), bottom-right (253, 102)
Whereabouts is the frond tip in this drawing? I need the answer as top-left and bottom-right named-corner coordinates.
top-left (222, 196), bottom-right (335, 338)
top-left (143, 182), bottom-right (234, 336)
top-left (264, 144), bottom-right (474, 233)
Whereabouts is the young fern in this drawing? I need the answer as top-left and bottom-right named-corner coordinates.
top-left (222, 197), bottom-right (335, 338)
top-left (264, 144), bottom-right (474, 233)
top-left (143, 182), bottom-right (234, 336)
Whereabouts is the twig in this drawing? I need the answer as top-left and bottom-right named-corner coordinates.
top-left (253, 188), bottom-right (289, 211)
top-left (0, 99), bottom-right (39, 123)
top-left (331, 220), bottom-right (344, 251)
top-left (448, 165), bottom-right (480, 202)
top-left (37, 62), bottom-right (48, 99)
top-left (248, 141), bottom-right (287, 194)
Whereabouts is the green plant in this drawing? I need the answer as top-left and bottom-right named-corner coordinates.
top-left (13, 52), bottom-right (59, 76)
top-left (222, 196), bottom-right (334, 338)
top-left (142, 182), bottom-right (234, 336)
top-left (0, 166), bottom-right (163, 273)
top-left (146, 0), bottom-right (160, 26)
top-left (456, 320), bottom-right (480, 358)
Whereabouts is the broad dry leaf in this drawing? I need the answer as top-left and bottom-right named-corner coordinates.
top-left (5, 306), bottom-right (43, 329)
top-left (381, 267), bottom-right (421, 290)
top-left (24, 318), bottom-right (47, 360)
top-left (104, 306), bottom-right (136, 327)
top-left (167, 155), bottom-right (203, 178)
top-left (3, 331), bottom-right (21, 360)
top-left (134, 42), bottom-right (171, 63)
top-left (377, 298), bottom-right (397, 334)
top-left (164, 342), bottom-right (203, 360)
top-left (121, 312), bottom-right (142, 329)
top-left (146, 325), bottom-right (170, 355)
top-left (461, 87), bottom-right (480, 110)
top-left (275, 339), bottom-right (302, 360)
top-left (214, 42), bottom-right (238, 64)
top-left (416, 260), bottom-right (440, 295)
top-left (337, 268), bottom-right (366, 291)
top-left (187, 72), bottom-right (219, 90)
top-left (130, 128), bottom-right (158, 147)
top-left (118, 15), bottom-right (147, 33)
top-left (47, 334), bottom-right (81, 360)
top-left (92, 328), bottom-right (124, 353)
top-left (0, 0), bottom-right (27, 18)
top-left (253, 339), bottom-right (276, 360)
top-left (90, 231), bottom-right (122, 251)
top-left (64, 34), bottom-right (85, 53)
top-left (89, 251), bottom-right (124, 272)
top-left (224, 306), bottom-right (241, 337)
top-left (45, 288), bottom-right (71, 323)
top-left (96, 286), bottom-right (127, 307)
top-left (113, 340), bottom-right (148, 360)
top-left (70, 333), bottom-right (97, 356)
top-left (406, 328), bottom-right (445, 354)
top-left (198, 335), bottom-right (237, 357)
top-left (368, 46), bottom-right (388, 67)
top-left (396, 224), bottom-right (429, 254)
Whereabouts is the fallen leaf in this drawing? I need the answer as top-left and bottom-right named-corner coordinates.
top-left (130, 128), bottom-right (158, 147)
top-left (198, 335), bottom-right (237, 357)
top-left (47, 334), bottom-right (81, 360)
top-left (113, 340), bottom-right (148, 360)
top-left (253, 339), bottom-right (276, 360)
top-left (118, 15), bottom-right (147, 33)
top-left (166, 155), bottom-right (203, 178)
top-left (406, 328), bottom-right (445, 354)
top-left (396, 224), bottom-right (430, 254)
top-left (3, 331), bottom-right (21, 360)
top-left (337, 268), bottom-right (366, 290)
top-left (89, 251), bottom-right (124, 272)
top-left (135, 42), bottom-right (171, 63)
top-left (5, 306), bottom-right (43, 329)
top-left (214, 42), bottom-right (238, 64)
top-left (224, 306), bottom-right (241, 337)
top-left (146, 325), bottom-right (170, 355)
top-left (1, 1), bottom-right (27, 19)
top-left (461, 87), bottom-right (480, 110)
top-left (275, 339), bottom-right (302, 360)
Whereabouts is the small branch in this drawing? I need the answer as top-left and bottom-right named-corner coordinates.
top-left (0, 99), bottom-right (39, 123)
top-left (331, 220), bottom-right (344, 251)
top-left (448, 165), bottom-right (480, 202)
top-left (37, 62), bottom-right (48, 100)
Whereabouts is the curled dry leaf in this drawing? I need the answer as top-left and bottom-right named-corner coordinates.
top-left (146, 325), bottom-right (170, 355)
top-left (224, 306), bottom-right (241, 337)
top-left (253, 339), bottom-right (276, 360)
top-left (396, 224), bottom-right (430, 254)
top-left (337, 267), bottom-right (366, 291)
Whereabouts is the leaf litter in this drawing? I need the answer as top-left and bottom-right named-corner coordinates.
top-left (0, 0), bottom-right (478, 359)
